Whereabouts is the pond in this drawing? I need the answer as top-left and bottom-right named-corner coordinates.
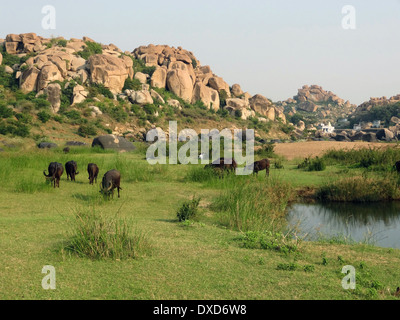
top-left (287, 202), bottom-right (400, 249)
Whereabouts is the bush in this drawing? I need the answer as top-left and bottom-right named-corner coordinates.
top-left (256, 144), bottom-right (276, 158)
top-left (298, 157), bottom-right (326, 171)
top-left (131, 57), bottom-right (156, 76)
top-left (33, 98), bottom-right (51, 110)
top-left (123, 78), bottom-right (142, 91)
top-left (0, 104), bottom-right (14, 118)
top-left (76, 41), bottom-right (103, 60)
top-left (57, 39), bottom-right (68, 47)
top-left (219, 90), bottom-right (228, 108)
top-left (37, 111), bottom-right (51, 123)
top-left (15, 113), bottom-right (32, 124)
top-left (78, 123), bottom-right (97, 137)
top-left (177, 197), bottom-right (201, 222)
top-left (0, 119), bottom-right (30, 137)
top-left (88, 83), bottom-right (114, 99)
top-left (63, 109), bottom-right (82, 120)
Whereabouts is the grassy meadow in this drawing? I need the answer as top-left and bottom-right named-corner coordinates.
top-left (1, 142), bottom-right (400, 300)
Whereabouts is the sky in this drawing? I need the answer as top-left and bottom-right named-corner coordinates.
top-left (1, 0), bottom-right (399, 105)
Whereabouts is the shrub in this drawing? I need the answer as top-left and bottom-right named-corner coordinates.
top-left (0, 104), bottom-right (14, 118)
top-left (123, 78), bottom-right (142, 91)
top-left (298, 157), bottom-right (326, 171)
top-left (57, 39), bottom-right (68, 47)
top-left (15, 113), bottom-right (32, 124)
top-left (63, 110), bottom-right (82, 121)
top-left (131, 57), bottom-right (156, 76)
top-left (234, 109), bottom-right (243, 118)
top-left (177, 197), bottom-right (201, 222)
top-left (219, 90), bottom-right (228, 108)
top-left (88, 83), bottom-right (114, 99)
top-left (76, 41), bottom-right (103, 60)
top-left (256, 144), bottom-right (275, 158)
top-left (33, 98), bottom-right (51, 110)
top-left (78, 123), bottom-right (97, 137)
top-left (37, 111), bottom-right (51, 123)
top-left (0, 119), bottom-right (30, 137)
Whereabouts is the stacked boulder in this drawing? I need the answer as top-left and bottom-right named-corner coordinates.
top-left (2, 33), bottom-right (133, 113)
top-left (2, 33), bottom-right (286, 125)
top-left (132, 44), bottom-right (285, 122)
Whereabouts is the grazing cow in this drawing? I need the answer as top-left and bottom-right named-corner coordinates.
top-left (395, 161), bottom-right (400, 173)
top-left (87, 163), bottom-right (99, 185)
top-left (247, 159), bottom-right (270, 177)
top-left (65, 161), bottom-right (79, 181)
top-left (205, 158), bottom-right (237, 173)
top-left (43, 162), bottom-right (64, 188)
top-left (100, 170), bottom-right (122, 199)
top-left (63, 147), bottom-right (70, 154)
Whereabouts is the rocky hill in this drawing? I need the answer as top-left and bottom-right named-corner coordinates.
top-left (0, 33), bottom-right (292, 146)
top-left (277, 85), bottom-right (357, 126)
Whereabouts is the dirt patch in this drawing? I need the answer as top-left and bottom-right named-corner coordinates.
top-left (274, 141), bottom-right (394, 161)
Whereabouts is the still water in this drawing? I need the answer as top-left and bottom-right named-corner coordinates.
top-left (287, 202), bottom-right (400, 249)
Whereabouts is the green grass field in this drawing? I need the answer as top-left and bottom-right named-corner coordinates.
top-left (1, 146), bottom-right (400, 300)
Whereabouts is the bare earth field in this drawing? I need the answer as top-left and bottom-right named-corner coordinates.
top-left (274, 141), bottom-right (395, 160)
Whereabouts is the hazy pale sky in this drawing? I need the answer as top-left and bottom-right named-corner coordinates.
top-left (1, 0), bottom-right (399, 105)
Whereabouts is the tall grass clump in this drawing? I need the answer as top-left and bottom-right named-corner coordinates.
top-left (185, 165), bottom-right (220, 183)
top-left (63, 207), bottom-right (151, 260)
top-left (211, 178), bottom-right (294, 232)
top-left (298, 157), bottom-right (326, 171)
top-left (316, 175), bottom-right (400, 202)
top-left (323, 147), bottom-right (400, 171)
top-left (15, 174), bottom-right (52, 194)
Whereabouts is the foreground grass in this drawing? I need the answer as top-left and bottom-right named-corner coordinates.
top-left (0, 147), bottom-right (399, 300)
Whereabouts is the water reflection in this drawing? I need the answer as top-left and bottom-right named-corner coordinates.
top-left (287, 202), bottom-right (400, 249)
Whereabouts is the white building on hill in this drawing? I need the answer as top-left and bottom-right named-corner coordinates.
top-left (318, 122), bottom-right (335, 134)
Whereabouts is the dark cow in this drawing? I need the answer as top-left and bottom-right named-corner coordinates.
top-left (247, 159), bottom-right (270, 177)
top-left (395, 161), bottom-right (400, 173)
top-left (65, 161), bottom-right (79, 181)
top-left (205, 158), bottom-right (237, 173)
top-left (87, 163), bottom-right (99, 185)
top-left (63, 147), bottom-right (70, 154)
top-left (100, 170), bottom-right (122, 199)
top-left (43, 162), bottom-right (64, 188)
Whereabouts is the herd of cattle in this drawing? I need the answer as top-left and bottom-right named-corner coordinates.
top-left (43, 161), bottom-right (122, 198)
top-left (42, 157), bottom-right (271, 198)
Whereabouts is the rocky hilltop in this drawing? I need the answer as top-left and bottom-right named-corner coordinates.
top-left (0, 33), bottom-right (285, 125)
top-left (278, 85), bottom-right (357, 124)
top-left (351, 95), bottom-right (400, 117)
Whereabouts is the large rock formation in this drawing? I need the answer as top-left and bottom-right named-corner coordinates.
top-left (2, 32), bottom-right (287, 128)
top-left (192, 82), bottom-right (220, 111)
top-left (166, 68), bottom-right (194, 103)
top-left (88, 54), bottom-right (132, 93)
top-left (278, 84), bottom-right (357, 124)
